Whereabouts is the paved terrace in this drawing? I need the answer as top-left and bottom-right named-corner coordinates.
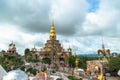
top-left (106, 76), bottom-right (120, 80)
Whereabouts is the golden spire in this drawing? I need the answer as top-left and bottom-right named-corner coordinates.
top-left (52, 17), bottom-right (54, 27)
top-left (49, 17), bottom-right (56, 40)
top-left (75, 54), bottom-right (79, 69)
top-left (102, 38), bottom-right (105, 50)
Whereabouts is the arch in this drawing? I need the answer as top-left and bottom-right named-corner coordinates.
top-left (98, 50), bottom-right (103, 56)
top-left (106, 49), bottom-right (110, 60)
top-left (106, 49), bottom-right (110, 55)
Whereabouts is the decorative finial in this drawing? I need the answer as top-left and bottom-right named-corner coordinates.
top-left (52, 16), bottom-right (54, 26)
top-left (102, 38), bottom-right (105, 50)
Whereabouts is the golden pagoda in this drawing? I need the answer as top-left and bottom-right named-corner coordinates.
top-left (39, 19), bottom-right (72, 69)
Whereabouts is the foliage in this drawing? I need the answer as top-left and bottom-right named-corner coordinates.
top-left (68, 76), bottom-right (82, 80)
top-left (56, 78), bottom-right (62, 80)
top-left (1, 50), bottom-right (6, 52)
top-left (69, 55), bottom-right (99, 69)
top-left (69, 56), bottom-right (76, 68)
top-left (52, 70), bottom-right (56, 73)
top-left (118, 54), bottom-right (120, 58)
top-left (24, 48), bottom-right (31, 56)
top-left (26, 67), bottom-right (37, 75)
top-left (78, 57), bottom-right (87, 69)
top-left (42, 58), bottom-right (51, 64)
top-left (0, 55), bottom-right (24, 71)
top-left (20, 66), bottom-right (25, 71)
top-left (108, 58), bottom-right (120, 72)
top-left (78, 56), bottom-right (99, 69)
top-left (26, 57), bottom-right (40, 63)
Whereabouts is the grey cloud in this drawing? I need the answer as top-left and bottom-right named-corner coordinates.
top-left (0, 0), bottom-right (88, 36)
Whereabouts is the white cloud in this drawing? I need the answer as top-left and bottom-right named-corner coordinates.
top-left (0, 23), bottom-right (50, 55)
top-left (0, 0), bottom-right (120, 55)
top-left (77, 0), bottom-right (120, 37)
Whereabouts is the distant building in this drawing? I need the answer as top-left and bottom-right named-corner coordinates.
top-left (112, 52), bottom-right (118, 58)
top-left (4, 41), bottom-right (19, 56)
top-left (30, 45), bottom-right (39, 60)
top-left (0, 41), bottom-right (21, 58)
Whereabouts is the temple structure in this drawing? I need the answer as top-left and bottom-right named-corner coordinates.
top-left (30, 45), bottom-right (39, 60)
top-left (4, 41), bottom-right (19, 56)
top-left (38, 20), bottom-right (72, 67)
top-left (87, 40), bottom-right (111, 75)
top-left (98, 39), bottom-right (110, 61)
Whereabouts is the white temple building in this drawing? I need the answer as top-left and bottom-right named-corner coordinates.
top-left (3, 70), bottom-right (28, 80)
top-left (0, 65), bottom-right (7, 80)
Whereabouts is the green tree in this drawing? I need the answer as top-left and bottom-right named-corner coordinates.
top-left (108, 58), bottom-right (120, 72)
top-left (24, 48), bottom-right (30, 56)
top-left (78, 58), bottom-right (86, 69)
top-left (69, 56), bottom-right (76, 68)
top-left (56, 78), bottom-right (62, 80)
top-left (118, 54), bottom-right (120, 58)
top-left (68, 76), bottom-right (82, 80)
top-left (1, 50), bottom-right (6, 52)
top-left (0, 55), bottom-right (24, 71)
top-left (26, 68), bottom-right (37, 75)
top-left (42, 58), bottom-right (51, 64)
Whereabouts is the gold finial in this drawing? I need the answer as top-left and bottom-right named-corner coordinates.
top-left (102, 38), bottom-right (105, 50)
top-left (49, 17), bottom-right (56, 40)
top-left (75, 55), bottom-right (79, 69)
top-left (52, 16), bottom-right (54, 26)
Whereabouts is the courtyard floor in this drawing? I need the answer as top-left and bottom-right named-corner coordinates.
top-left (106, 76), bottom-right (120, 80)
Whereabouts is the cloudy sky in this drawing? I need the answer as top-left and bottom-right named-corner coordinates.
top-left (0, 0), bottom-right (120, 55)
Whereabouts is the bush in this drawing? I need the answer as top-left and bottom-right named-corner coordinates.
top-left (56, 78), bottom-right (62, 80)
top-left (26, 68), bottom-right (37, 75)
top-left (68, 76), bottom-right (82, 80)
top-left (108, 58), bottom-right (120, 76)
